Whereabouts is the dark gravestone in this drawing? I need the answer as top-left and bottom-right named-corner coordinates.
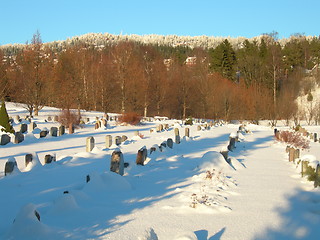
top-left (40, 130), bottom-right (48, 138)
top-left (58, 125), bottom-right (65, 136)
top-left (50, 127), bottom-right (58, 137)
top-left (101, 119), bottom-right (107, 127)
top-left (150, 146), bottom-right (157, 155)
top-left (94, 122), bottom-right (100, 130)
top-left (220, 150), bottom-right (229, 161)
top-left (0, 134), bottom-right (11, 145)
top-left (5, 159), bottom-right (18, 176)
top-left (167, 138), bottom-right (173, 149)
top-left (44, 154), bottom-right (56, 164)
top-left (136, 146), bottom-right (147, 165)
top-left (25, 154), bottom-right (33, 167)
top-left (14, 132), bottom-right (24, 144)
top-left (160, 141), bottom-right (167, 149)
top-left (110, 150), bottom-right (124, 176)
top-left (20, 123), bottom-right (27, 133)
top-left (228, 137), bottom-right (236, 151)
top-left (314, 133), bottom-right (318, 142)
top-left (274, 128), bottom-right (278, 136)
top-left (314, 164), bottom-right (320, 188)
top-left (115, 136), bottom-right (121, 145)
top-left (86, 174), bottom-right (90, 183)
top-left (197, 125), bottom-right (201, 131)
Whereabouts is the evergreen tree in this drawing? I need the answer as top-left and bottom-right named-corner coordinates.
top-left (0, 101), bottom-right (15, 134)
top-left (209, 39), bottom-right (236, 80)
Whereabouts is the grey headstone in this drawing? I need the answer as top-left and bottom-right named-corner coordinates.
top-left (25, 153), bottom-right (33, 167)
top-left (167, 138), bottom-right (173, 148)
top-left (105, 135), bottom-right (112, 148)
top-left (94, 122), bottom-right (100, 130)
top-left (288, 148), bottom-right (295, 162)
top-left (160, 141), bottom-right (167, 149)
top-left (86, 137), bottom-right (95, 152)
top-left (5, 160), bottom-right (17, 176)
top-left (53, 115), bottom-right (59, 122)
top-left (110, 150), bottom-right (124, 175)
top-left (115, 136), bottom-right (121, 145)
top-left (44, 154), bottom-right (56, 164)
top-left (0, 134), bottom-right (11, 145)
top-left (47, 116), bottom-right (52, 121)
top-left (150, 146), bottom-right (157, 155)
top-left (58, 125), bottom-right (65, 136)
top-left (20, 123), bottom-right (27, 133)
top-left (197, 125), bottom-right (201, 131)
top-left (174, 128), bottom-right (180, 144)
top-left (136, 147), bottom-right (147, 165)
top-left (301, 160), bottom-right (309, 177)
top-left (50, 127), bottom-right (58, 137)
top-left (220, 151), bottom-right (229, 161)
top-left (14, 132), bottom-right (24, 144)
top-left (228, 137), bottom-right (236, 151)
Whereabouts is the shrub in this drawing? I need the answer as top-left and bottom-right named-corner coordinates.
top-left (58, 109), bottom-right (80, 129)
top-left (0, 101), bottom-right (15, 134)
top-left (184, 117), bottom-right (193, 125)
top-left (118, 112), bottom-right (141, 126)
top-left (275, 130), bottom-right (310, 149)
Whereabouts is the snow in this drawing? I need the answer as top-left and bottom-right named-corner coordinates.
top-left (1, 103), bottom-right (320, 239)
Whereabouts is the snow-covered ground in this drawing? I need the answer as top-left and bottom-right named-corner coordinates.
top-left (1, 102), bottom-right (320, 240)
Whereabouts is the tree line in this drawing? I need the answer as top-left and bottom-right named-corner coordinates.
top-left (0, 32), bottom-right (320, 123)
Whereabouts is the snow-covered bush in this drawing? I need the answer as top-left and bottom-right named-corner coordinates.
top-left (118, 112), bottom-right (141, 125)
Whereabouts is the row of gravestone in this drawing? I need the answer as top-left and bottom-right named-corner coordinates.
top-left (0, 125), bottom-right (66, 146)
top-left (3, 153), bottom-right (57, 176)
top-left (220, 125), bottom-right (247, 163)
top-left (286, 145), bottom-right (320, 188)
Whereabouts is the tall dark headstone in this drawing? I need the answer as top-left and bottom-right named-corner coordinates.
top-left (110, 150), bottom-right (124, 175)
top-left (136, 146), bottom-right (147, 165)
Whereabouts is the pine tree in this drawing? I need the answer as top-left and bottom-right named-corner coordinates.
top-left (0, 101), bottom-right (15, 134)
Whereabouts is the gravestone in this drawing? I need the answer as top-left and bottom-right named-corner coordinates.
top-left (228, 137), bottom-right (236, 151)
top-left (50, 127), bottom-right (58, 137)
top-left (68, 124), bottom-right (75, 134)
top-left (0, 134), bottom-right (11, 145)
top-left (28, 122), bottom-right (37, 132)
top-left (110, 150), bottom-right (124, 176)
top-left (94, 122), bottom-right (100, 130)
top-left (185, 128), bottom-right (190, 138)
top-left (58, 125), bottom-right (65, 136)
top-left (164, 124), bottom-right (169, 130)
top-left (101, 119), bottom-right (107, 127)
top-left (150, 146), bottom-right (157, 155)
top-left (86, 137), bottom-right (95, 152)
top-left (44, 154), bottom-right (56, 164)
top-left (314, 133), bottom-right (318, 142)
top-left (136, 146), bottom-right (147, 165)
top-left (314, 164), bottom-right (320, 188)
top-left (134, 131), bottom-right (139, 136)
top-left (294, 148), bottom-right (300, 162)
top-left (174, 128), bottom-right (180, 144)
top-left (160, 141), bottom-right (167, 149)
top-left (25, 153), bottom-right (33, 167)
top-left (5, 159), bottom-right (18, 176)
top-left (197, 125), bottom-right (201, 131)
top-left (40, 129), bottom-right (48, 138)
top-left (121, 135), bottom-right (128, 143)
top-left (20, 124), bottom-right (27, 133)
top-left (53, 115), bottom-right (59, 122)
top-left (167, 138), bottom-right (173, 149)
top-left (47, 116), bottom-right (52, 121)
top-left (14, 132), bottom-right (24, 144)
top-left (288, 147), bottom-right (295, 162)
top-left (15, 115), bottom-right (21, 123)
top-left (274, 128), bottom-right (278, 136)
top-left (301, 160), bottom-right (309, 177)
top-left (156, 125), bottom-right (161, 132)
top-left (105, 135), bottom-right (112, 148)
top-left (115, 136), bottom-right (121, 145)
top-left (220, 150), bottom-right (229, 161)
top-left (86, 174), bottom-right (90, 183)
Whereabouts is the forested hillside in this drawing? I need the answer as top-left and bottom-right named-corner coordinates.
top-left (1, 32), bottom-right (320, 123)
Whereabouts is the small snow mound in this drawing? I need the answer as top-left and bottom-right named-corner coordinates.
top-left (229, 132), bottom-right (238, 138)
top-left (198, 151), bottom-right (234, 172)
top-left (138, 228), bottom-right (158, 240)
top-left (51, 194), bottom-right (79, 213)
top-left (173, 231), bottom-right (197, 240)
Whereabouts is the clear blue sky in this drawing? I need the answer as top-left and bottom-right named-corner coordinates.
top-left (1, 0), bottom-right (319, 45)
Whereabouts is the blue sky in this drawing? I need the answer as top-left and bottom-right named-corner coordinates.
top-left (1, 0), bottom-right (319, 45)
